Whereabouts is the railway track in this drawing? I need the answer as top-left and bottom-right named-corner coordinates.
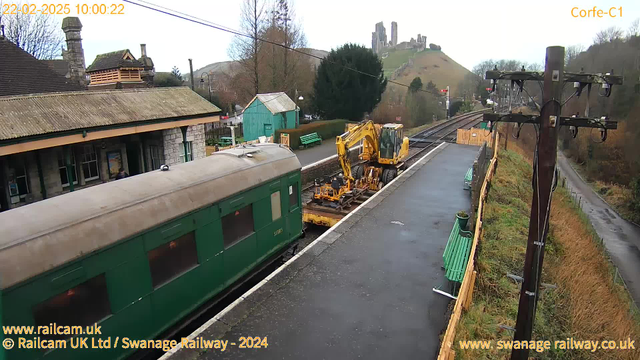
top-left (301, 110), bottom-right (487, 192)
top-left (405, 111), bottom-right (486, 164)
top-left (134, 112), bottom-right (489, 360)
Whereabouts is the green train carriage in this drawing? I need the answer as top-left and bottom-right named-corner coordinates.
top-left (0, 144), bottom-right (303, 360)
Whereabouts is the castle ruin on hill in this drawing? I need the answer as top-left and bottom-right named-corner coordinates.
top-left (371, 21), bottom-right (427, 54)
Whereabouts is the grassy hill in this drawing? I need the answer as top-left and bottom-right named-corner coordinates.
top-left (382, 48), bottom-right (472, 94)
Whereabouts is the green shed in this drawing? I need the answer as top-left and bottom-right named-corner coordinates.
top-left (242, 92), bottom-right (298, 141)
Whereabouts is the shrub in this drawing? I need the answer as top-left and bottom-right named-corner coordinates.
top-left (276, 119), bottom-right (354, 149)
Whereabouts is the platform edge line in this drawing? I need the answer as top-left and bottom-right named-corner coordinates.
top-left (159, 141), bottom-right (447, 359)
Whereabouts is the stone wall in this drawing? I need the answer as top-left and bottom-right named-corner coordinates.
top-left (162, 124), bottom-right (206, 166)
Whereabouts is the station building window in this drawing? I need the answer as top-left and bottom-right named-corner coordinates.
top-left (33, 274), bottom-right (111, 340)
top-left (7, 156), bottom-right (30, 202)
top-left (289, 183), bottom-right (298, 209)
top-left (271, 192), bottom-right (282, 221)
top-left (80, 145), bottom-right (100, 181)
top-left (222, 204), bottom-right (254, 248)
top-left (57, 151), bottom-right (78, 187)
top-left (147, 231), bottom-right (198, 288)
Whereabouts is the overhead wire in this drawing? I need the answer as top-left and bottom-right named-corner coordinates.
top-left (122, 0), bottom-right (447, 97)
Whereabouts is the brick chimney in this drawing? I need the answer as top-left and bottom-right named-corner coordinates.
top-left (138, 43), bottom-right (155, 86)
top-left (61, 17), bottom-right (87, 87)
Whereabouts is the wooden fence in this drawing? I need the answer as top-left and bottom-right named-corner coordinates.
top-left (437, 132), bottom-right (499, 360)
top-left (456, 128), bottom-right (493, 146)
top-left (205, 123), bottom-right (244, 144)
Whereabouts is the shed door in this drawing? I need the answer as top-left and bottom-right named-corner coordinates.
top-left (264, 124), bottom-right (273, 137)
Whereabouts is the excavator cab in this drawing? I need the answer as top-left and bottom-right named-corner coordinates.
top-left (379, 124), bottom-right (408, 165)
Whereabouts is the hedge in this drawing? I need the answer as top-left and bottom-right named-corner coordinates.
top-left (276, 119), bottom-right (354, 149)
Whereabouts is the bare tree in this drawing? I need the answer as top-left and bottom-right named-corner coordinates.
top-left (472, 60), bottom-right (495, 79)
top-left (228, 0), bottom-right (267, 97)
top-left (564, 44), bottom-right (585, 67)
top-left (627, 18), bottom-right (639, 39)
top-left (593, 26), bottom-right (624, 44)
top-left (0, 2), bottom-right (64, 59)
top-left (261, 0), bottom-right (307, 95)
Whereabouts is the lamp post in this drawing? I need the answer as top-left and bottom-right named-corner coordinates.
top-left (295, 93), bottom-right (304, 127)
top-left (200, 72), bottom-right (211, 103)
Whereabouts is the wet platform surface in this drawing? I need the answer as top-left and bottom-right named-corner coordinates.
top-left (167, 143), bottom-right (480, 360)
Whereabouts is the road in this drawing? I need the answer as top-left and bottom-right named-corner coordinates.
top-left (558, 152), bottom-right (640, 305)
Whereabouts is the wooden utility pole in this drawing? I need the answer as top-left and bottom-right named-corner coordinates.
top-left (511, 46), bottom-right (564, 360)
top-left (483, 47), bottom-right (622, 360)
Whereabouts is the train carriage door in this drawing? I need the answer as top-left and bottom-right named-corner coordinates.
top-left (286, 174), bottom-right (302, 240)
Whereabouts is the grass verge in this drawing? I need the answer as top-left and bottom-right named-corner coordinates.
top-left (454, 148), bottom-right (640, 359)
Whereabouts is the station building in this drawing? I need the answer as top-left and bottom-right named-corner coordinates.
top-left (0, 87), bottom-right (221, 212)
top-left (0, 17), bottom-right (221, 212)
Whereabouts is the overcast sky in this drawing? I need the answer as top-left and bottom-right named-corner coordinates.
top-left (18, 0), bottom-right (640, 74)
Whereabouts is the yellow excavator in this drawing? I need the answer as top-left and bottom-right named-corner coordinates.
top-left (312, 121), bottom-right (409, 206)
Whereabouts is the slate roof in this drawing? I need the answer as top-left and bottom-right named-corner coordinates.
top-left (41, 60), bottom-right (70, 77)
top-left (244, 92), bottom-right (297, 115)
top-left (86, 50), bottom-right (144, 72)
top-left (0, 37), bottom-right (84, 96)
top-left (0, 87), bottom-right (221, 141)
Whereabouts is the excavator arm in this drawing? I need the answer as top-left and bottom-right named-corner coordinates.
top-left (336, 121), bottom-right (379, 181)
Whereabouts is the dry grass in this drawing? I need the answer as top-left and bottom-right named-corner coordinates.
top-left (455, 143), bottom-right (640, 359)
top-left (593, 181), bottom-right (639, 224)
top-left (550, 188), bottom-right (640, 360)
top-left (391, 51), bottom-right (472, 93)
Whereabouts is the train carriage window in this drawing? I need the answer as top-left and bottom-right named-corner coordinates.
top-left (33, 274), bottom-right (111, 340)
top-left (148, 231), bottom-right (198, 288)
top-left (222, 204), bottom-right (254, 248)
top-left (289, 183), bottom-right (298, 209)
top-left (271, 192), bottom-right (282, 221)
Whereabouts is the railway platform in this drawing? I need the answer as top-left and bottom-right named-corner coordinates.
top-left (164, 142), bottom-right (480, 360)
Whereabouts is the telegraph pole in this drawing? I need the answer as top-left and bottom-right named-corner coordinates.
top-left (511, 46), bottom-right (564, 360)
top-left (482, 46), bottom-right (622, 360)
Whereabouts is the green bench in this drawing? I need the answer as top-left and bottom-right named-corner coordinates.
top-left (464, 167), bottom-right (473, 190)
top-left (218, 136), bottom-right (234, 146)
top-left (442, 218), bottom-right (473, 283)
top-left (299, 132), bottom-right (322, 148)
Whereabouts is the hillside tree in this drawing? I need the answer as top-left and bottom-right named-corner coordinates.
top-left (313, 44), bottom-right (387, 121)
top-left (0, 3), bottom-right (64, 59)
top-left (628, 19), bottom-right (639, 38)
top-left (565, 45), bottom-right (585, 68)
top-left (409, 77), bottom-right (423, 93)
top-left (425, 80), bottom-right (438, 93)
top-left (594, 26), bottom-right (624, 44)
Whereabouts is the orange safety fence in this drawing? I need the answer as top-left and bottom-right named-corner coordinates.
top-left (437, 132), bottom-right (500, 360)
